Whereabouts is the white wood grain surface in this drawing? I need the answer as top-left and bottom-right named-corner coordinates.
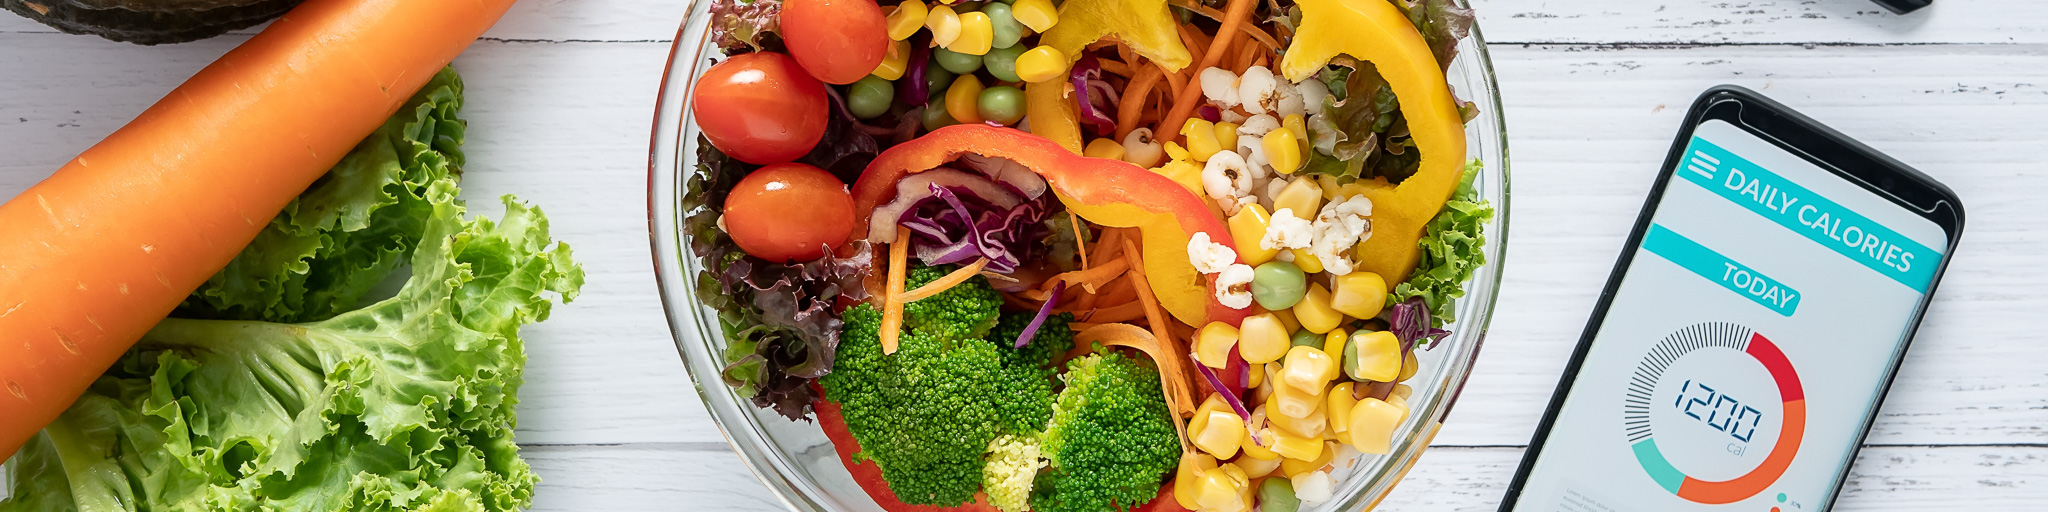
top-left (4, 0), bottom-right (2045, 509)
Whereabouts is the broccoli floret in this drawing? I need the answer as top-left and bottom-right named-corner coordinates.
top-left (825, 303), bottom-right (1008, 506)
top-left (985, 310), bottom-right (1075, 435)
top-left (1029, 353), bottom-right (1182, 512)
top-left (981, 434), bottom-right (1048, 512)
top-left (902, 264), bottom-right (1003, 340)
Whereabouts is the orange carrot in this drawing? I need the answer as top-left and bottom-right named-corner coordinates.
top-left (1043, 257), bottom-right (1129, 294)
top-left (1158, 0), bottom-right (1258, 140)
top-left (1083, 301), bottom-right (1147, 323)
top-left (1100, 58), bottom-right (1134, 77)
top-left (1160, 65), bottom-right (1189, 104)
top-left (1096, 278), bottom-right (1139, 305)
top-left (881, 226), bottom-right (911, 354)
top-left (1169, 0), bottom-right (1283, 52)
top-left (1069, 288), bottom-right (1102, 312)
top-left (1117, 65), bottom-right (1165, 140)
top-left (1088, 229), bottom-right (1126, 269)
top-left (0, 0), bottom-right (517, 460)
top-left (897, 257), bottom-right (989, 303)
top-left (1069, 210), bottom-right (1090, 271)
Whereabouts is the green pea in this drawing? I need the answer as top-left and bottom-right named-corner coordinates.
top-left (981, 2), bottom-right (1026, 50)
top-left (934, 47), bottom-right (983, 75)
top-left (1258, 477), bottom-right (1301, 512)
top-left (977, 86), bottom-right (1027, 125)
top-left (1290, 329), bottom-right (1322, 348)
top-left (982, 45), bottom-right (1026, 83)
top-left (922, 105), bottom-right (958, 132)
top-left (1343, 330), bottom-right (1369, 381)
top-left (924, 64), bottom-right (956, 101)
top-left (847, 76), bottom-right (894, 120)
top-left (1252, 261), bottom-right (1308, 310)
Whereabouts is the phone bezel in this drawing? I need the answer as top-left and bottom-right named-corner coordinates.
top-left (1495, 85), bottom-right (1966, 511)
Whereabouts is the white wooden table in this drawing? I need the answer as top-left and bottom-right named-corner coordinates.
top-left (3, 0), bottom-right (2044, 509)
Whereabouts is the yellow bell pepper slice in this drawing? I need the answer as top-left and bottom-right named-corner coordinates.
top-left (1026, 81), bottom-right (1084, 154)
top-left (1279, 0), bottom-right (1469, 283)
top-left (1038, 0), bottom-right (1192, 72)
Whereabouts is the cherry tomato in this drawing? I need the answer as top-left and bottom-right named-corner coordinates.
top-left (692, 52), bottom-right (829, 165)
top-left (779, 0), bottom-right (889, 85)
top-left (723, 163), bottom-right (856, 262)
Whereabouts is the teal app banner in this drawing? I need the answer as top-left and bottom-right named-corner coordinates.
top-left (1643, 225), bottom-right (1801, 316)
top-left (1676, 137), bottom-right (1939, 292)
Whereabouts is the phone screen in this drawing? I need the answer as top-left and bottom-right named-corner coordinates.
top-left (1509, 119), bottom-right (1951, 511)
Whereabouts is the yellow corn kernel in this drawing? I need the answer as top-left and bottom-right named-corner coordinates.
top-left (1268, 371), bottom-right (1320, 419)
top-left (1240, 422), bottom-right (1280, 460)
top-left (1290, 248), bottom-right (1324, 273)
top-left (886, 1), bottom-right (929, 41)
top-left (871, 39), bottom-right (911, 80)
top-left (1238, 313), bottom-right (1290, 364)
top-left (1253, 365), bottom-right (1278, 404)
top-left (1348, 397), bottom-right (1406, 454)
top-left (949, 11), bottom-right (994, 55)
top-left (1272, 177), bottom-right (1324, 219)
top-left (1013, 45), bottom-right (1069, 83)
top-left (1085, 138), bottom-right (1126, 160)
top-left (1291, 283), bottom-right (1342, 334)
top-left (1180, 118), bottom-right (1222, 161)
top-left (1263, 129), bottom-right (1303, 175)
top-left (1331, 272), bottom-right (1389, 320)
top-left (945, 75), bottom-right (985, 125)
top-left (1175, 452), bottom-right (1219, 509)
top-left (1280, 441), bottom-right (1339, 477)
top-left (1399, 350), bottom-right (1419, 381)
top-left (1214, 121), bottom-right (1240, 154)
top-left (925, 5), bottom-right (961, 47)
top-left (1226, 203), bottom-right (1278, 266)
top-left (1392, 383), bottom-right (1413, 402)
top-left (1191, 409), bottom-right (1246, 459)
top-left (1326, 382), bottom-right (1356, 434)
top-left (1010, 0), bottom-right (1060, 32)
top-left (1196, 322), bottom-right (1240, 369)
top-left (1283, 114), bottom-right (1310, 154)
top-left (1346, 330), bottom-right (1401, 382)
top-left (1196, 463), bottom-right (1251, 511)
top-left (1270, 430), bottom-right (1324, 461)
top-left (1386, 391), bottom-right (1411, 423)
top-left (1270, 400), bottom-right (1326, 438)
top-left (1282, 345), bottom-right (1339, 394)
top-left (1234, 453), bottom-right (1282, 479)
top-left (1270, 307), bottom-right (1301, 333)
top-left (1321, 327), bottom-right (1348, 358)
top-left (1246, 362), bottom-right (1265, 389)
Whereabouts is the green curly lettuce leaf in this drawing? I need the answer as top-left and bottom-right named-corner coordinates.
top-left (1389, 159), bottom-right (1493, 327)
top-left (0, 185), bottom-right (582, 512)
top-left (178, 67), bottom-right (467, 324)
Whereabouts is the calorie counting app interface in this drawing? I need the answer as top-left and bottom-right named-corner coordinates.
top-left (1514, 120), bottom-right (1950, 512)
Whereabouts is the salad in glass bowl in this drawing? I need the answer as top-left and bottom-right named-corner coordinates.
top-left (648, 0), bottom-right (1508, 510)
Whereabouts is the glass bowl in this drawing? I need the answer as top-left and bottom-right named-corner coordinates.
top-left (647, 1), bottom-right (1510, 509)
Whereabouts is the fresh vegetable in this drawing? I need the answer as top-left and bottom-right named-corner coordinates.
top-left (1388, 160), bottom-right (1494, 326)
top-left (692, 52), bottom-right (831, 165)
top-left (1279, 0), bottom-right (1470, 283)
top-left (851, 125), bottom-right (1250, 327)
top-left (180, 67), bottom-right (467, 323)
top-left (710, 0), bottom-right (785, 53)
top-left (1031, 352), bottom-right (1183, 512)
top-left (850, 76), bottom-right (897, 119)
top-left (0, 0), bottom-right (517, 461)
top-left (1038, 0), bottom-right (1192, 72)
top-left (1, 186), bottom-right (581, 511)
top-left (723, 162), bottom-right (857, 262)
top-left (780, 0), bottom-right (890, 84)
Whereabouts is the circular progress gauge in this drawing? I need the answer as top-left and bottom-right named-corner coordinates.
top-left (1624, 322), bottom-right (1805, 505)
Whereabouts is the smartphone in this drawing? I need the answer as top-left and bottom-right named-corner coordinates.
top-left (1497, 86), bottom-right (1964, 512)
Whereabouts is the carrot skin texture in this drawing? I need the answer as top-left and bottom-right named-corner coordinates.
top-left (0, 0), bottom-right (519, 460)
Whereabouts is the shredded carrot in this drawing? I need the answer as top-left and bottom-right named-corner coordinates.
top-left (1043, 257), bottom-right (1129, 294)
top-left (1069, 210), bottom-right (1089, 271)
top-left (1095, 278), bottom-right (1139, 305)
top-left (1169, 0), bottom-right (1284, 52)
top-left (1084, 301), bottom-right (1148, 323)
top-left (1120, 238), bottom-right (1196, 417)
top-left (1022, 288), bottom-right (1052, 302)
top-left (1000, 290), bottom-right (1041, 311)
top-left (1089, 229), bottom-right (1126, 268)
top-left (881, 226), bottom-right (910, 354)
top-left (1069, 288), bottom-right (1102, 312)
top-left (1176, 24), bottom-right (1212, 64)
top-left (1231, 42), bottom-right (1261, 73)
top-left (1159, 0), bottom-right (1258, 140)
top-left (1100, 58), bottom-right (1134, 77)
top-left (897, 257), bottom-right (989, 303)
top-left (1156, 61), bottom-right (1187, 103)
top-left (1116, 65), bottom-right (1165, 140)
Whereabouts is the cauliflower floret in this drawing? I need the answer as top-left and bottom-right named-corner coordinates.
top-left (981, 434), bottom-right (1047, 512)
top-left (1214, 264), bottom-right (1255, 309)
top-left (1201, 150), bottom-right (1256, 215)
top-left (1310, 195), bottom-right (1374, 276)
top-left (1186, 232), bottom-right (1238, 275)
top-left (1297, 79), bottom-right (1329, 114)
top-left (1275, 80), bottom-right (1307, 118)
top-left (1261, 208), bottom-right (1314, 251)
top-left (1200, 67), bottom-right (1241, 108)
top-left (1292, 471), bottom-right (1335, 505)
